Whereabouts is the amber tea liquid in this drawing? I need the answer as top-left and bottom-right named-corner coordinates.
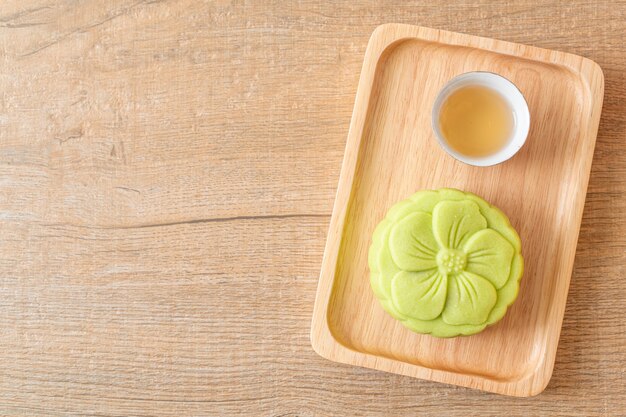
top-left (438, 86), bottom-right (513, 157)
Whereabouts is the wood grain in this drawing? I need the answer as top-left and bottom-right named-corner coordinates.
top-left (0, 0), bottom-right (624, 415)
top-left (311, 24), bottom-right (604, 397)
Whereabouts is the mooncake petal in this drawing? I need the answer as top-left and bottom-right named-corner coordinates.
top-left (442, 272), bottom-right (497, 325)
top-left (389, 212), bottom-right (438, 271)
top-left (433, 200), bottom-right (487, 249)
top-left (391, 270), bottom-right (448, 321)
top-left (464, 228), bottom-right (515, 289)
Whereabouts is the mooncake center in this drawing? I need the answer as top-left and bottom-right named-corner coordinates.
top-left (436, 249), bottom-right (466, 275)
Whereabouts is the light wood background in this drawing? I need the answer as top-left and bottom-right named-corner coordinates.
top-left (0, 1), bottom-right (624, 416)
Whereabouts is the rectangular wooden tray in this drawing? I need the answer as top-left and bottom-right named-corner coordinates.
top-left (311, 24), bottom-right (604, 397)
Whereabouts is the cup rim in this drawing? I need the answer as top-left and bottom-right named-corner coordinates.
top-left (431, 71), bottom-right (530, 167)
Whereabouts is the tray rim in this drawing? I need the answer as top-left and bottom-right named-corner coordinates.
top-left (310, 23), bottom-right (604, 397)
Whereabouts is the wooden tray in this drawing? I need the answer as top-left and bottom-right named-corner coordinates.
top-left (311, 24), bottom-right (604, 397)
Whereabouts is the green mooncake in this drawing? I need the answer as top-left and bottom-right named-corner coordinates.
top-left (368, 188), bottom-right (523, 338)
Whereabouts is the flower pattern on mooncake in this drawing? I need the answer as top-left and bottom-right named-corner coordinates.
top-left (369, 188), bottom-right (524, 337)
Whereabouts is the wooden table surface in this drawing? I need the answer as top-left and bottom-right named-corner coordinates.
top-left (0, 1), bottom-right (624, 415)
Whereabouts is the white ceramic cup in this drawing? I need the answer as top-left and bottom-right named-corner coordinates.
top-left (431, 72), bottom-right (530, 167)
